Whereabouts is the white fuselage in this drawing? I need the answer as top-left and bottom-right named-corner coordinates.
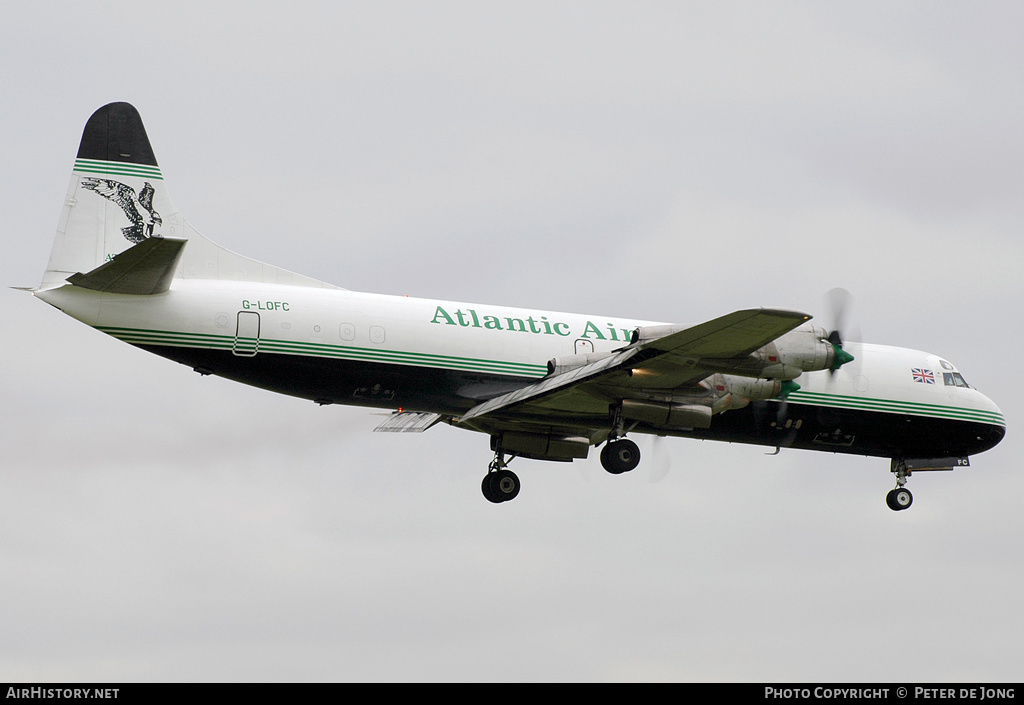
top-left (37, 279), bottom-right (1005, 438)
top-left (35, 102), bottom-right (1007, 508)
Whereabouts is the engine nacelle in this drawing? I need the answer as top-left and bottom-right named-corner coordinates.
top-left (547, 351), bottom-right (617, 377)
top-left (706, 374), bottom-right (783, 410)
top-left (617, 369), bottom-right (795, 428)
top-left (630, 324), bottom-right (685, 346)
top-left (621, 399), bottom-right (713, 429)
top-left (493, 432), bottom-right (590, 461)
top-left (630, 322), bottom-right (851, 381)
top-left (755, 325), bottom-right (838, 379)
top-left (703, 373), bottom-right (799, 410)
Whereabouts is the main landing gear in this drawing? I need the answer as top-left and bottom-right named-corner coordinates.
top-left (481, 440), bottom-right (521, 504)
top-left (599, 404), bottom-right (642, 475)
top-left (600, 438), bottom-right (641, 474)
top-left (481, 404), bottom-right (644, 503)
top-left (479, 430), bottom-right (643, 502)
top-left (479, 436), bottom-right (643, 502)
top-left (886, 459), bottom-right (913, 511)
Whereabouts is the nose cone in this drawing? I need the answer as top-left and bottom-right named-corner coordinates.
top-left (979, 421), bottom-right (1005, 453)
top-left (971, 392), bottom-right (1006, 454)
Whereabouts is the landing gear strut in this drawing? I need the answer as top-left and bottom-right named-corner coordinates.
top-left (886, 459), bottom-right (913, 511)
top-left (481, 440), bottom-right (520, 503)
top-left (600, 404), bottom-right (641, 475)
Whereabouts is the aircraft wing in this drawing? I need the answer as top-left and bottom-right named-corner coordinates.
top-left (458, 308), bottom-right (810, 426)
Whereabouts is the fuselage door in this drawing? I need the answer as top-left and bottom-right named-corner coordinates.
top-left (575, 339), bottom-right (595, 355)
top-left (234, 311), bottom-right (260, 356)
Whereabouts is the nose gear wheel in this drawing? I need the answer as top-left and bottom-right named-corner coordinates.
top-left (886, 459), bottom-right (913, 511)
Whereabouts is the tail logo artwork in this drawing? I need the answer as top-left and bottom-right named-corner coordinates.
top-left (80, 177), bottom-right (162, 243)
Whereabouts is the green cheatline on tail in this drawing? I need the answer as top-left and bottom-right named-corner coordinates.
top-left (73, 158), bottom-right (163, 180)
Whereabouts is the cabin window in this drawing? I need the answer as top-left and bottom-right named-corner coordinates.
top-left (943, 372), bottom-right (970, 388)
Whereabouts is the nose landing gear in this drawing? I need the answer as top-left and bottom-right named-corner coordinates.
top-left (886, 459), bottom-right (913, 511)
top-left (886, 486), bottom-right (913, 511)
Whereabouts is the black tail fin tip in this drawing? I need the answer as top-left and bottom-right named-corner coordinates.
top-left (77, 102), bottom-right (158, 167)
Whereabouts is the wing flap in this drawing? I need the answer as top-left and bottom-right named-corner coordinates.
top-left (459, 347), bottom-right (638, 423)
top-left (373, 411), bottom-right (446, 433)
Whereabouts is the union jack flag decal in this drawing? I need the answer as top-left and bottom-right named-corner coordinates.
top-left (912, 368), bottom-right (935, 384)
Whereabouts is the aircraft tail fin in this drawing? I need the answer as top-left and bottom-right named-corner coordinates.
top-left (41, 103), bottom-right (172, 290)
top-left (40, 102), bottom-right (339, 292)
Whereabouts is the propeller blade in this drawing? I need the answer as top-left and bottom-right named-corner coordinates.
top-left (648, 435), bottom-right (672, 484)
top-left (823, 288), bottom-right (856, 374)
top-left (825, 287), bottom-right (852, 340)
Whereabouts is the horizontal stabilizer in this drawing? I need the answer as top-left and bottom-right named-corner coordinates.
top-left (373, 411), bottom-right (446, 433)
top-left (67, 237), bottom-right (186, 295)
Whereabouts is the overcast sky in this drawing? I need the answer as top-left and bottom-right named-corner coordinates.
top-left (2, 1), bottom-right (1022, 682)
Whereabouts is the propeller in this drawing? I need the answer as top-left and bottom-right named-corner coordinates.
top-left (824, 288), bottom-right (856, 374)
top-left (647, 434), bottom-right (672, 483)
top-left (766, 378), bottom-right (801, 452)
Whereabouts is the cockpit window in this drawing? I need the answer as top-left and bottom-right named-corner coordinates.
top-left (943, 372), bottom-right (971, 388)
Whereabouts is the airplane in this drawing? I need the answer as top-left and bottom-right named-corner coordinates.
top-left (25, 102), bottom-right (1006, 510)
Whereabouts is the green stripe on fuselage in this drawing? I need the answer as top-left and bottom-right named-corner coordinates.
top-left (786, 390), bottom-right (1005, 426)
top-left (96, 325), bottom-right (547, 378)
